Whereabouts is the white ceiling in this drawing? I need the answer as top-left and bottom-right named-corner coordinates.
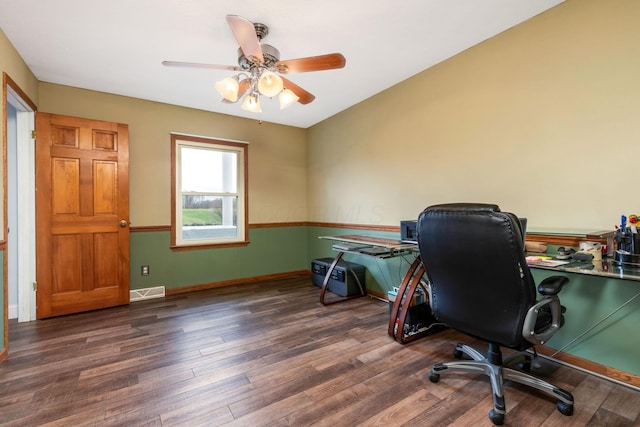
top-left (0, 0), bottom-right (564, 128)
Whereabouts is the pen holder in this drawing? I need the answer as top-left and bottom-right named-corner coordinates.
top-left (614, 228), bottom-right (640, 266)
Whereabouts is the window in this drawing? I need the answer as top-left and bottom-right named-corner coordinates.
top-left (171, 134), bottom-right (248, 248)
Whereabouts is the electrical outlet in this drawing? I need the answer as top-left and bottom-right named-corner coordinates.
top-left (141, 265), bottom-right (150, 276)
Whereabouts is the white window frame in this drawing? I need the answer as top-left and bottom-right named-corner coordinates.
top-left (171, 133), bottom-right (248, 249)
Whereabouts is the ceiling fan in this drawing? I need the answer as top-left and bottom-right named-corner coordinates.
top-left (162, 15), bottom-right (346, 112)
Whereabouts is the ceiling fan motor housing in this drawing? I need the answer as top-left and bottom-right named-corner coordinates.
top-left (237, 43), bottom-right (280, 69)
top-left (252, 22), bottom-right (269, 40)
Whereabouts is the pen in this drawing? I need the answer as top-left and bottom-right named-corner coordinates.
top-left (621, 215), bottom-right (627, 230)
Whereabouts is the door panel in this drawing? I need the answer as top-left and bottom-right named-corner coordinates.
top-left (36, 113), bottom-right (130, 318)
top-left (52, 158), bottom-right (80, 214)
top-left (94, 161), bottom-right (117, 213)
top-left (52, 234), bottom-right (82, 293)
top-left (94, 233), bottom-right (119, 287)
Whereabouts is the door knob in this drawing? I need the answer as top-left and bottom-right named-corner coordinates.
top-left (120, 220), bottom-right (128, 228)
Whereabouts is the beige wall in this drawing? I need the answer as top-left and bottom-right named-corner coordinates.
top-left (1, 28), bottom-right (39, 240)
top-left (308, 0), bottom-right (640, 231)
top-left (0, 29), bottom-right (39, 102)
top-left (38, 83), bottom-right (308, 226)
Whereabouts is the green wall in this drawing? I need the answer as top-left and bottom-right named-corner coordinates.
top-left (130, 226), bottom-right (309, 291)
top-left (531, 268), bottom-right (640, 376)
top-left (129, 224), bottom-right (409, 296)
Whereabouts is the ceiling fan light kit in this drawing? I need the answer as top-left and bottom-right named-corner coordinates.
top-left (215, 76), bottom-right (240, 102)
top-left (241, 93), bottom-right (262, 112)
top-left (278, 88), bottom-right (299, 109)
top-left (256, 70), bottom-right (283, 97)
top-left (163, 14), bottom-right (346, 113)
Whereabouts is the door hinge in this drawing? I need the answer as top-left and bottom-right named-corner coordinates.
top-left (33, 282), bottom-right (37, 291)
top-left (31, 130), bottom-right (36, 139)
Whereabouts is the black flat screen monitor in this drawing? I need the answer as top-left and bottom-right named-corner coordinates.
top-left (518, 217), bottom-right (527, 244)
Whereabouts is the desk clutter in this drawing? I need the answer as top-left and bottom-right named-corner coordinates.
top-left (320, 235), bottom-right (417, 259)
top-left (525, 213), bottom-right (640, 270)
top-left (615, 214), bottom-right (640, 266)
top-left (330, 242), bottom-right (391, 256)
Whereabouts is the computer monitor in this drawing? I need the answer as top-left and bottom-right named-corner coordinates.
top-left (400, 220), bottom-right (417, 243)
top-left (518, 217), bottom-right (527, 243)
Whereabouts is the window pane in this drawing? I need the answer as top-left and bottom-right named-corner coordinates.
top-left (181, 195), bottom-right (238, 240)
top-left (181, 147), bottom-right (237, 193)
top-left (172, 134), bottom-right (246, 248)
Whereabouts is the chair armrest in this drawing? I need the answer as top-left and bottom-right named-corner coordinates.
top-left (522, 296), bottom-right (563, 346)
top-left (538, 276), bottom-right (569, 296)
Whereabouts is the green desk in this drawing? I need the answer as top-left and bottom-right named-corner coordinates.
top-left (529, 258), bottom-right (640, 389)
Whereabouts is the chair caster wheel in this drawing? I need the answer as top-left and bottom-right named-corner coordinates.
top-left (453, 349), bottom-right (463, 359)
top-left (488, 409), bottom-right (504, 425)
top-left (428, 371), bottom-right (440, 383)
top-left (557, 401), bottom-right (574, 416)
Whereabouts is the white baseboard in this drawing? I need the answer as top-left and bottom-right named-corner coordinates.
top-left (130, 286), bottom-right (165, 302)
top-left (8, 304), bottom-right (18, 319)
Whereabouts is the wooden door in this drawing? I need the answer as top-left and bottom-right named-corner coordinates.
top-left (35, 113), bottom-right (130, 318)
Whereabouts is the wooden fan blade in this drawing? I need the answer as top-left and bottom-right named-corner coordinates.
top-left (275, 53), bottom-right (346, 74)
top-left (226, 15), bottom-right (264, 64)
top-left (162, 61), bottom-right (241, 71)
top-left (221, 79), bottom-right (252, 104)
top-left (281, 77), bottom-right (315, 105)
top-left (237, 78), bottom-right (251, 98)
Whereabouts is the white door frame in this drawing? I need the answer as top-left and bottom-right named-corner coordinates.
top-left (6, 84), bottom-right (36, 322)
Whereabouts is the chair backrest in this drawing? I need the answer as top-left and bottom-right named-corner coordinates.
top-left (417, 203), bottom-right (536, 349)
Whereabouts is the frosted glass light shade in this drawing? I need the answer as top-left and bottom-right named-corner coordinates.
top-left (279, 88), bottom-right (299, 109)
top-left (241, 94), bottom-right (262, 112)
top-left (215, 77), bottom-right (239, 102)
top-left (257, 70), bottom-right (283, 97)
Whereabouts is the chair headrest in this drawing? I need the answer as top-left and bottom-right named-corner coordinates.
top-left (426, 203), bottom-right (501, 214)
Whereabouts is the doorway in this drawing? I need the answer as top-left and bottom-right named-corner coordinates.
top-left (5, 77), bottom-right (37, 323)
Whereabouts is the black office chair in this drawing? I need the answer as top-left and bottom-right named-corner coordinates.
top-left (416, 203), bottom-right (574, 425)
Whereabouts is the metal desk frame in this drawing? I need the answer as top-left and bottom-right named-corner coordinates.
top-left (318, 235), bottom-right (416, 305)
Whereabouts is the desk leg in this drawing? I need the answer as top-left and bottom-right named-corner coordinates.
top-left (396, 264), bottom-right (427, 344)
top-left (389, 257), bottom-right (445, 343)
top-left (320, 252), bottom-right (367, 305)
top-left (388, 256), bottom-right (423, 337)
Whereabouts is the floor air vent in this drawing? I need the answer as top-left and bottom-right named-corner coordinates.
top-left (130, 286), bottom-right (165, 302)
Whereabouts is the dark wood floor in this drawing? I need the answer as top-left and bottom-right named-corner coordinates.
top-left (1, 276), bottom-right (640, 427)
